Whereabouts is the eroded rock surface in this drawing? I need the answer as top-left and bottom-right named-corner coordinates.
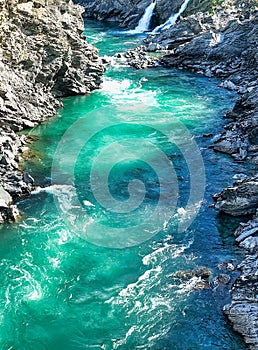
top-left (224, 252), bottom-right (258, 349)
top-left (141, 1), bottom-right (258, 347)
top-left (0, 0), bottom-right (104, 221)
top-left (145, 0), bottom-right (258, 163)
top-left (213, 175), bottom-right (258, 216)
top-left (75, 0), bottom-right (190, 29)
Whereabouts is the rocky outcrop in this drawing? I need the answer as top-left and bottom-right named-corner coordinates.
top-left (0, 0), bottom-right (104, 222)
top-left (215, 195), bottom-right (258, 348)
top-left (213, 175), bottom-right (258, 216)
top-left (144, 1), bottom-right (258, 163)
top-left (224, 253), bottom-right (258, 349)
top-left (75, 0), bottom-right (190, 29)
top-left (213, 86), bottom-right (258, 163)
top-left (213, 172), bottom-right (258, 348)
top-left (102, 46), bottom-right (159, 69)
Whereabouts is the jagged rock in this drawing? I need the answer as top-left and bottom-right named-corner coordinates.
top-left (213, 86), bottom-right (258, 163)
top-left (213, 175), bottom-right (258, 216)
top-left (174, 266), bottom-right (211, 291)
top-left (235, 213), bottom-right (258, 253)
top-left (112, 47), bottom-right (159, 69)
top-left (224, 254), bottom-right (258, 349)
top-left (217, 261), bottom-right (235, 272)
top-left (75, 0), bottom-right (187, 29)
top-left (0, 186), bottom-right (12, 208)
top-left (214, 274), bottom-right (231, 285)
top-left (175, 266), bottom-right (211, 280)
top-left (0, 0), bottom-right (104, 222)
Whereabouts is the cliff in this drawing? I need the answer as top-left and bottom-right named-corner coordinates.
top-left (74, 0), bottom-right (198, 28)
top-left (0, 0), bottom-right (104, 222)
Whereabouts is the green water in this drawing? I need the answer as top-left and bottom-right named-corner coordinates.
top-left (0, 20), bottom-right (250, 349)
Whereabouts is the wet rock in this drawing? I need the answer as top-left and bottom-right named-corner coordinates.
top-left (175, 267), bottom-right (211, 292)
top-left (217, 262), bottom-right (235, 272)
top-left (113, 47), bottom-right (159, 69)
top-left (224, 254), bottom-right (258, 349)
top-left (213, 175), bottom-right (258, 216)
top-left (175, 266), bottom-right (211, 280)
top-left (214, 274), bottom-right (231, 285)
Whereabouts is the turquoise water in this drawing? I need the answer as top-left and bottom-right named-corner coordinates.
top-left (0, 20), bottom-right (250, 349)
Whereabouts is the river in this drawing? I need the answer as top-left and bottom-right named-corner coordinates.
top-left (0, 20), bottom-right (248, 349)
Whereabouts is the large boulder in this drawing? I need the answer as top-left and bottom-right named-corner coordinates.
top-left (213, 175), bottom-right (258, 216)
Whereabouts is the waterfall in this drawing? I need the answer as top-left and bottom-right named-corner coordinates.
top-left (135, 0), bottom-right (156, 32)
top-left (152, 0), bottom-right (191, 34)
top-left (124, 1), bottom-right (156, 34)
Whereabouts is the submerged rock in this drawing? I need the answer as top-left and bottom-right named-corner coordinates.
top-left (175, 266), bottom-right (211, 280)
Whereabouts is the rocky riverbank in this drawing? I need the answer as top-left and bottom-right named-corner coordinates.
top-left (145, 0), bottom-right (257, 163)
top-left (0, 0), bottom-right (104, 223)
top-left (214, 176), bottom-right (258, 348)
top-left (143, 1), bottom-right (258, 347)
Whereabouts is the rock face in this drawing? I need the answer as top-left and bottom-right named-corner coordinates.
top-left (213, 175), bottom-right (258, 216)
top-left (213, 86), bottom-right (258, 163)
top-left (145, 1), bottom-right (258, 164)
top-left (75, 0), bottom-right (189, 29)
top-left (0, 0), bottom-right (104, 221)
top-left (224, 252), bottom-right (258, 349)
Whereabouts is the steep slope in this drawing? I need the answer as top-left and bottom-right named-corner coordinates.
top-left (0, 0), bottom-right (104, 222)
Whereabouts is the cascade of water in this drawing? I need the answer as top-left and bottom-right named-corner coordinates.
top-left (151, 0), bottom-right (190, 34)
top-left (124, 0), bottom-right (156, 34)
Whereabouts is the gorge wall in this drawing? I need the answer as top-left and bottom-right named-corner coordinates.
top-left (0, 0), bottom-right (104, 222)
top-left (74, 0), bottom-right (212, 29)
